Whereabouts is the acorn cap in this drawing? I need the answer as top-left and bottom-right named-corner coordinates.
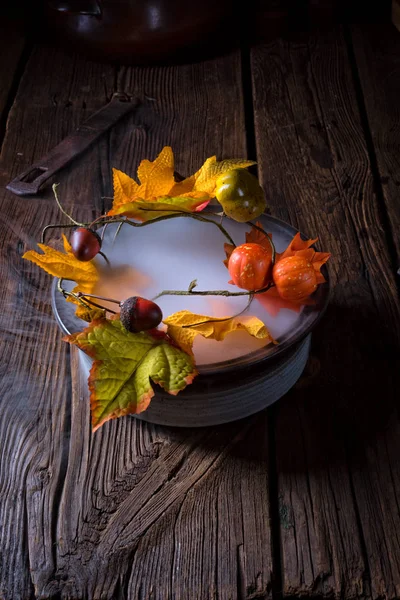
top-left (120, 296), bottom-right (138, 332)
top-left (119, 296), bottom-right (163, 333)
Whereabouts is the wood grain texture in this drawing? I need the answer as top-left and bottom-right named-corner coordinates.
top-left (0, 44), bottom-right (273, 599)
top-left (0, 21), bottom-right (26, 149)
top-left (53, 350), bottom-right (272, 600)
top-left (351, 24), bottom-right (400, 264)
top-left (251, 27), bottom-right (400, 599)
top-left (0, 45), bottom-right (115, 600)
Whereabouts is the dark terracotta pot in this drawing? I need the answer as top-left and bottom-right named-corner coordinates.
top-left (44, 0), bottom-right (236, 64)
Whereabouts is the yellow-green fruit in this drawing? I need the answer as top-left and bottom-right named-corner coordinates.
top-left (215, 169), bottom-right (266, 222)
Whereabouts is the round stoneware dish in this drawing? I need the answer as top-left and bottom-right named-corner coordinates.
top-left (52, 212), bottom-right (329, 426)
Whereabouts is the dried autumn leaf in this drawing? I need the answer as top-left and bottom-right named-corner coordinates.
top-left (62, 234), bottom-right (73, 253)
top-left (288, 248), bottom-right (330, 284)
top-left (109, 192), bottom-right (210, 221)
top-left (113, 168), bottom-right (140, 206)
top-left (223, 223), bottom-right (273, 270)
top-left (279, 232), bottom-right (318, 260)
top-left (75, 304), bottom-right (106, 323)
top-left (245, 222), bottom-right (273, 251)
top-left (163, 310), bottom-right (275, 357)
top-left (188, 156), bottom-right (257, 195)
top-left (256, 288), bottom-right (306, 317)
top-left (278, 233), bottom-right (330, 284)
top-left (223, 230), bottom-right (330, 314)
top-left (65, 317), bottom-right (197, 431)
top-left (23, 234), bottom-right (98, 295)
top-left (109, 147), bottom-right (256, 219)
top-left (135, 146), bottom-right (175, 197)
top-left (223, 242), bottom-right (235, 268)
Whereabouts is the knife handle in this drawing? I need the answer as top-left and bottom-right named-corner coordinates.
top-left (6, 93), bottom-right (139, 196)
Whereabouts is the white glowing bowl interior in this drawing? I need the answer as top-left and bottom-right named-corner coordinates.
top-left (90, 214), bottom-right (302, 367)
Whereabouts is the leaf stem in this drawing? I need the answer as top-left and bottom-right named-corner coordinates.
top-left (52, 184), bottom-right (84, 227)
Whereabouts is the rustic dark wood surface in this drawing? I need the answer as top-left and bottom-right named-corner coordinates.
top-left (0, 17), bottom-right (399, 600)
top-left (251, 26), bottom-right (400, 599)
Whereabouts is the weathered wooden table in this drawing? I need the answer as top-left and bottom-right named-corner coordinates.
top-left (1, 14), bottom-right (399, 600)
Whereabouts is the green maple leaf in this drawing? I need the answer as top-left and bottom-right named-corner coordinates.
top-left (65, 317), bottom-right (197, 431)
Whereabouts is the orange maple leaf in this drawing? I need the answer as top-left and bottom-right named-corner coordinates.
top-left (256, 287), bottom-right (313, 317)
top-left (278, 233), bottom-right (330, 283)
top-left (278, 232), bottom-right (317, 259)
top-left (245, 221), bottom-right (273, 250)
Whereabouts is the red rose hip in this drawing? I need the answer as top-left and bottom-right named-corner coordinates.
top-left (70, 227), bottom-right (101, 262)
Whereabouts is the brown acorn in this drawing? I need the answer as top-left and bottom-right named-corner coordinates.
top-left (120, 296), bottom-right (163, 333)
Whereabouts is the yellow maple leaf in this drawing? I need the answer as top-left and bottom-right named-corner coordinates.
top-left (136, 146), bottom-right (175, 197)
top-left (113, 169), bottom-right (140, 206)
top-left (109, 147), bottom-right (256, 220)
top-left (168, 157), bottom-right (258, 196)
top-left (112, 147), bottom-right (175, 210)
top-left (163, 310), bottom-right (275, 357)
top-left (75, 304), bottom-right (106, 322)
top-left (190, 156), bottom-right (257, 195)
top-left (23, 234), bottom-right (98, 296)
top-left (109, 192), bottom-right (210, 221)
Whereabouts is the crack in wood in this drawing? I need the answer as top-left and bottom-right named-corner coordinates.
top-left (0, 33), bottom-right (32, 157)
top-left (344, 25), bottom-right (400, 301)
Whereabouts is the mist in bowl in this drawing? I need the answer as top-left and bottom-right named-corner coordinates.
top-left (92, 215), bottom-right (302, 367)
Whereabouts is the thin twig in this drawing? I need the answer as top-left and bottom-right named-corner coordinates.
top-left (98, 251), bottom-right (111, 267)
top-left (57, 278), bottom-right (90, 307)
top-left (181, 293), bottom-right (255, 328)
top-left (57, 277), bottom-right (68, 297)
top-left (52, 184), bottom-right (84, 227)
top-left (249, 221), bottom-right (276, 265)
top-left (100, 222), bottom-right (109, 242)
top-left (77, 292), bottom-right (121, 305)
top-left (80, 297), bottom-right (117, 314)
top-left (88, 211), bottom-right (237, 247)
top-left (57, 280), bottom-right (117, 314)
top-left (89, 215), bottom-right (116, 228)
top-left (41, 223), bottom-right (80, 244)
top-left (112, 221), bottom-right (125, 244)
top-left (153, 282), bottom-right (273, 301)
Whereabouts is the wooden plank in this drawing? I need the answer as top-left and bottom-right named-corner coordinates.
top-left (0, 45), bottom-right (274, 599)
top-left (351, 24), bottom-right (400, 263)
top-left (0, 21), bottom-right (26, 148)
top-left (53, 56), bottom-right (273, 600)
top-left (251, 27), bottom-right (400, 599)
top-left (0, 45), bottom-right (114, 600)
top-left (0, 24), bottom-right (32, 600)
top-left (58, 353), bottom-right (272, 600)
top-left (393, 0), bottom-right (400, 31)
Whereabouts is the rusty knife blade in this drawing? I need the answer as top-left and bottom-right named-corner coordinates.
top-left (6, 93), bottom-right (139, 196)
